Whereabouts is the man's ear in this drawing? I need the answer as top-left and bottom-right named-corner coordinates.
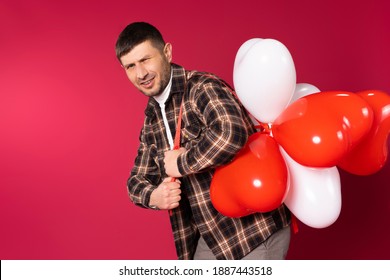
top-left (164, 43), bottom-right (172, 62)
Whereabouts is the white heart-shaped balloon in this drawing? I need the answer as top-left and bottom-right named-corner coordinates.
top-left (280, 147), bottom-right (342, 228)
top-left (233, 39), bottom-right (296, 123)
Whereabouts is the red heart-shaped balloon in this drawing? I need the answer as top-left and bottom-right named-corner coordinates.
top-left (338, 90), bottom-right (390, 175)
top-left (272, 91), bottom-right (374, 167)
top-left (210, 132), bottom-right (288, 217)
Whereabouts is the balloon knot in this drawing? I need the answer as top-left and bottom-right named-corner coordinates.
top-left (258, 122), bottom-right (273, 135)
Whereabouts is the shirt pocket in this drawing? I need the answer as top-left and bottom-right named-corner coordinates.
top-left (149, 144), bottom-right (161, 170)
top-left (180, 123), bottom-right (203, 149)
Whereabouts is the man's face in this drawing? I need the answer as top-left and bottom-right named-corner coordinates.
top-left (120, 40), bottom-right (172, 97)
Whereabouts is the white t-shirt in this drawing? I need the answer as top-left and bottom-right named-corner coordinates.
top-left (153, 71), bottom-right (174, 149)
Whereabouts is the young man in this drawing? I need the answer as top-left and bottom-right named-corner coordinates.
top-left (116, 22), bottom-right (291, 260)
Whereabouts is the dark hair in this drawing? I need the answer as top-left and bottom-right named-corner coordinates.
top-left (115, 22), bottom-right (166, 61)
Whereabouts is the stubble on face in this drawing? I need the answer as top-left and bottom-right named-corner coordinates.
top-left (145, 55), bottom-right (171, 98)
top-left (121, 41), bottom-right (172, 98)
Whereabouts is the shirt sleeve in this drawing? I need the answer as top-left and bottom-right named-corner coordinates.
top-left (127, 127), bottom-right (161, 209)
top-left (177, 78), bottom-right (251, 175)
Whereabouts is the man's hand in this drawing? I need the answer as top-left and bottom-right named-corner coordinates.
top-left (164, 147), bottom-right (186, 178)
top-left (149, 177), bottom-right (182, 210)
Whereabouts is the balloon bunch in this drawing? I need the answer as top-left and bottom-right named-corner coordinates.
top-left (210, 38), bottom-right (390, 228)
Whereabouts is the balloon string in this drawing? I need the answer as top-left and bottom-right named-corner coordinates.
top-left (255, 119), bottom-right (273, 135)
top-left (254, 125), bottom-right (263, 131)
top-left (168, 100), bottom-right (184, 217)
top-left (291, 213), bottom-right (299, 234)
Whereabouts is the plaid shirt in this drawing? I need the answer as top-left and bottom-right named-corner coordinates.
top-left (127, 63), bottom-right (290, 260)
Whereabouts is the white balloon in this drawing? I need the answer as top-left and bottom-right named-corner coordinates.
top-left (233, 39), bottom-right (296, 124)
top-left (234, 38), bottom-right (263, 69)
top-left (290, 83), bottom-right (321, 104)
top-left (280, 147), bottom-right (342, 228)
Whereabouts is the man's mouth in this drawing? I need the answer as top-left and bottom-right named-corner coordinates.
top-left (140, 77), bottom-right (154, 88)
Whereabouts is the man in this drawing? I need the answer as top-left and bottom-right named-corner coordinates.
top-left (116, 22), bottom-right (291, 260)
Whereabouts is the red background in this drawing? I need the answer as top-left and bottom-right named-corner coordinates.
top-left (1, 0), bottom-right (389, 260)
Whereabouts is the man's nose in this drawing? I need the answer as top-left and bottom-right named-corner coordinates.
top-left (136, 64), bottom-right (148, 80)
